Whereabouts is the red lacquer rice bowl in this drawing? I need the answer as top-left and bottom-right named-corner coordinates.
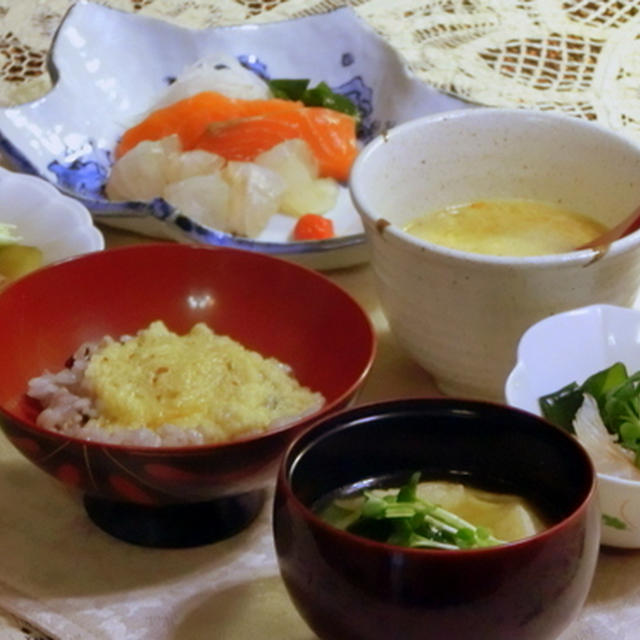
top-left (0, 244), bottom-right (375, 547)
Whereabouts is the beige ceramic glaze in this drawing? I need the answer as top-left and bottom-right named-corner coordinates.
top-left (350, 108), bottom-right (640, 400)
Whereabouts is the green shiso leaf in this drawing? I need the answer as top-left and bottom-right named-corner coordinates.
top-left (267, 78), bottom-right (360, 121)
top-left (268, 78), bottom-right (310, 101)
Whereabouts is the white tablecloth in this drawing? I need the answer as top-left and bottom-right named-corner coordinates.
top-left (2, 2), bottom-right (640, 638)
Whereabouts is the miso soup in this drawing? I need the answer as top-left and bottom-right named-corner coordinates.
top-left (316, 472), bottom-right (549, 549)
top-left (403, 198), bottom-right (607, 257)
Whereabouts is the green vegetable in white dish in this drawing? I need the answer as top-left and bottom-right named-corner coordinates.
top-left (540, 363), bottom-right (640, 485)
top-left (540, 362), bottom-right (640, 468)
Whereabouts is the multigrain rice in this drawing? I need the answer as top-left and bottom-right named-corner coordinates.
top-left (27, 322), bottom-right (324, 447)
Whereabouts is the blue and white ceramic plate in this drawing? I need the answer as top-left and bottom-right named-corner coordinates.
top-left (0, 1), bottom-right (468, 269)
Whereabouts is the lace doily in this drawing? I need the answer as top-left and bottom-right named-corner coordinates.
top-left (2, 1), bottom-right (640, 142)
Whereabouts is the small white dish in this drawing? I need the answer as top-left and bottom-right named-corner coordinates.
top-left (506, 303), bottom-right (640, 548)
top-left (0, 1), bottom-right (466, 269)
top-left (0, 166), bottom-right (103, 265)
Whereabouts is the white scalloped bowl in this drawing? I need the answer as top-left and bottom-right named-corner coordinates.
top-left (506, 303), bottom-right (640, 548)
top-left (0, 166), bottom-right (103, 265)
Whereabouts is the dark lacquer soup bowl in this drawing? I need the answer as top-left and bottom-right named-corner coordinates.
top-left (273, 398), bottom-right (599, 640)
top-left (0, 244), bottom-right (375, 547)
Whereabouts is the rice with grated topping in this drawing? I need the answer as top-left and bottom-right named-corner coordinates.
top-left (27, 321), bottom-right (324, 447)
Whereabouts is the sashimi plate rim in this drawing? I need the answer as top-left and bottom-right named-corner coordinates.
top-left (0, 1), bottom-right (469, 268)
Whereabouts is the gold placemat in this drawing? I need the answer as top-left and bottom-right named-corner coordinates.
top-left (3, 1), bottom-right (640, 142)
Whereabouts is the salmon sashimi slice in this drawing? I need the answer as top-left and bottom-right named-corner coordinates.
top-left (193, 109), bottom-right (357, 182)
top-left (116, 92), bottom-right (300, 156)
top-left (115, 91), bottom-right (357, 182)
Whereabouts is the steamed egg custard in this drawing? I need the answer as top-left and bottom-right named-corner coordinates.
top-left (404, 199), bottom-right (607, 257)
top-left (82, 320), bottom-right (324, 443)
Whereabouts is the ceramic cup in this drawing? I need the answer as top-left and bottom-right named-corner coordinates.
top-left (350, 108), bottom-right (640, 400)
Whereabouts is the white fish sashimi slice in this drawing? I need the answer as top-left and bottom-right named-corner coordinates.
top-left (166, 149), bottom-right (226, 182)
top-left (164, 173), bottom-right (231, 230)
top-left (156, 54), bottom-right (272, 108)
top-left (105, 135), bottom-right (182, 201)
top-left (255, 139), bottom-right (338, 216)
top-left (573, 394), bottom-right (640, 480)
top-left (281, 176), bottom-right (338, 217)
top-left (223, 162), bottom-right (285, 238)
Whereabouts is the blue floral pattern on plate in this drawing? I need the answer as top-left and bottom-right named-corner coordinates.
top-left (0, 2), bottom-right (468, 269)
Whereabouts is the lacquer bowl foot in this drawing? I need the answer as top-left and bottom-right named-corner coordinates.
top-left (83, 489), bottom-right (266, 548)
